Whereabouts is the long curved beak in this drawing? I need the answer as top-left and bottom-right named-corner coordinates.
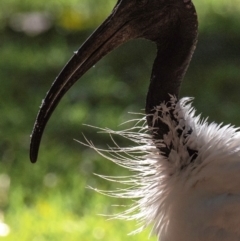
top-left (30, 4), bottom-right (136, 163)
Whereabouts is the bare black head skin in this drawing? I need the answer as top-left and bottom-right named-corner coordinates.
top-left (30, 0), bottom-right (198, 163)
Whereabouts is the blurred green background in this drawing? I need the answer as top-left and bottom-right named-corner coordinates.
top-left (1, 0), bottom-right (240, 240)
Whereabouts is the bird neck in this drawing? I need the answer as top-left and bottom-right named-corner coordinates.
top-left (147, 30), bottom-right (198, 114)
top-left (145, 7), bottom-right (198, 154)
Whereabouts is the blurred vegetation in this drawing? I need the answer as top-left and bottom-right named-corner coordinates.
top-left (0, 0), bottom-right (240, 240)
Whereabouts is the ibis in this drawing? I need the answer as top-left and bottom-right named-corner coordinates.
top-left (30, 0), bottom-right (240, 240)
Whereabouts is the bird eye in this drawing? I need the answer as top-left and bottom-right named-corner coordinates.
top-left (137, 0), bottom-right (149, 6)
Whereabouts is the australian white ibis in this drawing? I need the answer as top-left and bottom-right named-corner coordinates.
top-left (30, 0), bottom-right (240, 240)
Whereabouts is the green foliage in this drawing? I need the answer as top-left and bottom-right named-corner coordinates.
top-left (1, 0), bottom-right (240, 240)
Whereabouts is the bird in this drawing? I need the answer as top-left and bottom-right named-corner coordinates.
top-left (30, 0), bottom-right (240, 240)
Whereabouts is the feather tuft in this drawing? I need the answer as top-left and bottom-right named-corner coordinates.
top-left (78, 97), bottom-right (240, 240)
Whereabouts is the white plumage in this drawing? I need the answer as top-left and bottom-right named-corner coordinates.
top-left (85, 96), bottom-right (240, 241)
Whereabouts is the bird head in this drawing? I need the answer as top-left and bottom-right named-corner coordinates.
top-left (30, 0), bottom-right (198, 163)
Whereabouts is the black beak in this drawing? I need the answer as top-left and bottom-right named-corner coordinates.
top-left (30, 3), bottom-right (137, 163)
top-left (30, 0), bottom-right (198, 162)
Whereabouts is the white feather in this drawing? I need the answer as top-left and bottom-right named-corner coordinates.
top-left (79, 96), bottom-right (240, 241)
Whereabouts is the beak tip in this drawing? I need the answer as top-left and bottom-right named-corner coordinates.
top-left (30, 148), bottom-right (38, 163)
top-left (30, 134), bottom-right (39, 163)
